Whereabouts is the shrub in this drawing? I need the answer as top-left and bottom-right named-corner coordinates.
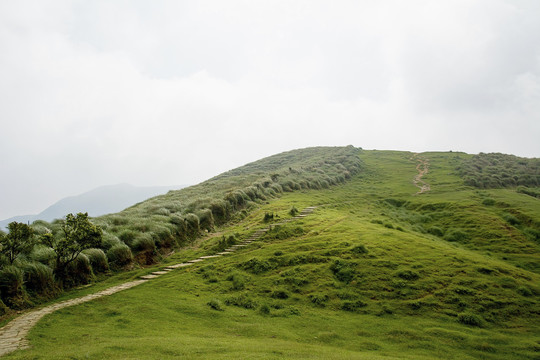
top-left (241, 258), bottom-right (272, 274)
top-left (503, 213), bottom-right (520, 226)
top-left (0, 265), bottom-right (25, 303)
top-left (82, 248), bottom-right (109, 273)
top-left (197, 209), bottom-right (215, 231)
top-left (259, 303), bottom-right (271, 315)
top-left (22, 262), bottom-right (55, 294)
top-left (309, 293), bottom-right (329, 307)
top-left (444, 229), bottom-right (469, 242)
top-left (263, 212), bottom-right (274, 222)
top-left (207, 298), bottom-right (224, 311)
top-left (330, 260), bottom-right (355, 283)
top-left (457, 312), bottom-right (483, 327)
top-left (118, 229), bottom-right (138, 247)
top-left (65, 253), bottom-right (93, 287)
top-left (341, 300), bottom-right (368, 311)
top-left (227, 272), bottom-right (249, 290)
top-left (271, 289), bottom-right (290, 299)
top-left (30, 245), bottom-right (56, 267)
top-left (107, 244), bottom-right (133, 267)
top-left (482, 198), bottom-right (495, 206)
top-left (427, 226), bottom-right (444, 237)
top-left (132, 233), bottom-right (156, 253)
top-left (225, 293), bottom-right (258, 309)
top-left (184, 213), bottom-right (200, 240)
top-left (289, 206), bottom-right (299, 216)
top-left (397, 270), bottom-right (420, 281)
top-left (351, 244), bottom-right (368, 254)
top-left (517, 286), bottom-right (533, 297)
top-left (101, 233), bottom-right (122, 250)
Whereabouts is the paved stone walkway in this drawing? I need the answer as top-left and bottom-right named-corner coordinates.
top-left (0, 206), bottom-right (316, 357)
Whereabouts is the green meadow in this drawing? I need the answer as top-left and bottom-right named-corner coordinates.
top-left (3, 149), bottom-right (540, 359)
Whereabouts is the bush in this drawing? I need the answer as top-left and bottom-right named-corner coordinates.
top-left (241, 258), bottom-right (273, 274)
top-left (184, 213), bottom-right (200, 240)
top-left (65, 253), bottom-right (93, 287)
top-left (503, 213), bottom-right (520, 226)
top-left (351, 244), bottom-right (368, 254)
top-left (309, 293), bottom-right (329, 307)
top-left (341, 300), bottom-right (368, 312)
top-left (30, 245), bottom-right (56, 267)
top-left (225, 293), bottom-right (258, 309)
top-left (259, 303), bottom-right (271, 315)
top-left (457, 312), bottom-right (483, 327)
top-left (271, 289), bottom-right (290, 299)
top-left (82, 248), bottom-right (109, 273)
top-left (23, 262), bottom-right (55, 294)
top-left (289, 206), bottom-right (299, 216)
top-left (0, 265), bottom-right (25, 304)
top-left (482, 198), bottom-right (496, 206)
top-left (397, 270), bottom-right (420, 281)
top-left (101, 233), bottom-right (122, 250)
top-left (197, 208), bottom-right (215, 231)
top-left (107, 244), bottom-right (133, 267)
top-left (132, 233), bottom-right (156, 253)
top-left (227, 272), bottom-right (249, 290)
top-left (118, 229), bottom-right (138, 247)
top-left (207, 298), bottom-right (224, 311)
top-left (330, 260), bottom-right (355, 283)
top-left (427, 226), bottom-right (444, 237)
top-left (444, 229), bottom-right (469, 242)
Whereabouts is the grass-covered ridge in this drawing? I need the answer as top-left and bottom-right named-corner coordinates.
top-left (0, 146), bottom-right (362, 314)
top-left (3, 149), bottom-right (539, 359)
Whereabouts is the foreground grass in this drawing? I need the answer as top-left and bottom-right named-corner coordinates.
top-left (5, 150), bottom-right (539, 359)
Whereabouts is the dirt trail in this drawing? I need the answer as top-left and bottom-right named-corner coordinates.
top-left (0, 206), bottom-right (317, 357)
top-left (411, 154), bottom-right (430, 195)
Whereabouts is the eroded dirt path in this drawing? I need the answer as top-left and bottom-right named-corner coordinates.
top-left (411, 154), bottom-right (430, 195)
top-left (0, 206), bottom-right (317, 357)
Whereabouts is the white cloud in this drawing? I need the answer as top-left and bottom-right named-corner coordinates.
top-left (0, 0), bottom-right (539, 219)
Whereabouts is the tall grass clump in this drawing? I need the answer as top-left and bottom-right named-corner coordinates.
top-left (106, 243), bottom-right (133, 268)
top-left (82, 248), bottom-right (109, 273)
top-left (65, 253), bottom-right (93, 287)
top-left (22, 262), bottom-right (55, 294)
top-left (0, 265), bottom-right (25, 307)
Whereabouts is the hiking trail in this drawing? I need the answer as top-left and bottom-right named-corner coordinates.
top-left (411, 154), bottom-right (430, 195)
top-left (0, 206), bottom-right (317, 357)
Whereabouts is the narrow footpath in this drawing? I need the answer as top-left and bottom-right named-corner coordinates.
top-left (0, 206), bottom-right (317, 357)
top-left (411, 154), bottom-right (430, 195)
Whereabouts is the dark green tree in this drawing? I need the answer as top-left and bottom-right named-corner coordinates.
top-left (41, 213), bottom-right (102, 281)
top-left (0, 222), bottom-right (34, 264)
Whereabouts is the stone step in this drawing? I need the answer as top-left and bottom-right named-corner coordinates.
top-left (217, 251), bottom-right (232, 255)
top-left (187, 259), bottom-right (204, 263)
top-left (199, 255), bottom-right (220, 259)
top-left (140, 274), bottom-right (159, 280)
top-left (151, 271), bottom-right (169, 275)
top-left (166, 263), bottom-right (193, 269)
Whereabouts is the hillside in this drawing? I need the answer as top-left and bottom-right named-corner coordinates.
top-left (1, 147), bottom-right (539, 359)
top-left (0, 184), bottom-right (183, 229)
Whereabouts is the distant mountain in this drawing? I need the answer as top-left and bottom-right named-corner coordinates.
top-left (0, 183), bottom-right (185, 229)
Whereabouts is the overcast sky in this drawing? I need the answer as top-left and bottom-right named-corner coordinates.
top-left (1, 0), bottom-right (539, 220)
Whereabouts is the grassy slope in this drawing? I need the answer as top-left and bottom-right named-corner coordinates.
top-left (5, 150), bottom-right (540, 359)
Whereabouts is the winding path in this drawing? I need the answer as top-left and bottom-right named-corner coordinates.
top-left (411, 154), bottom-right (430, 195)
top-left (0, 206), bottom-right (317, 357)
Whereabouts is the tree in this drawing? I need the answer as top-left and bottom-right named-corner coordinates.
top-left (41, 213), bottom-right (102, 281)
top-left (0, 222), bottom-right (34, 264)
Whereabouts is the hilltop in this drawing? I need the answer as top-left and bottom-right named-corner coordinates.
top-left (1, 147), bottom-right (539, 359)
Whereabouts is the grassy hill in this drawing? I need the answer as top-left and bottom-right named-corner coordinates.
top-left (2, 147), bottom-right (540, 359)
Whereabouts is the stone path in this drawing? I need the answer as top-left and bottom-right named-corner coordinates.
top-left (0, 206), bottom-right (317, 357)
top-left (411, 154), bottom-right (430, 195)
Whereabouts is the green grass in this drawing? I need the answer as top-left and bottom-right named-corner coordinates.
top-left (4, 149), bottom-right (540, 359)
